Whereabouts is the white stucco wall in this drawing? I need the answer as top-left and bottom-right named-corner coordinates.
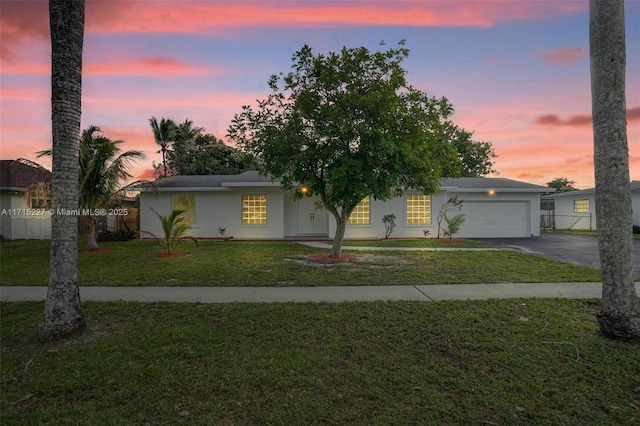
top-left (0, 193), bottom-right (51, 240)
top-left (327, 191), bottom-right (450, 239)
top-left (327, 190), bottom-right (541, 239)
top-left (141, 184), bottom-right (544, 240)
top-left (551, 191), bottom-right (640, 230)
top-left (552, 195), bottom-right (596, 230)
top-left (140, 187), bottom-right (286, 239)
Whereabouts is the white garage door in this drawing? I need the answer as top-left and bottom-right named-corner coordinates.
top-left (459, 201), bottom-right (530, 238)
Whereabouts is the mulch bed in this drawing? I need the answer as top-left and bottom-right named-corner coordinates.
top-left (80, 249), bottom-right (113, 254)
top-left (306, 253), bottom-right (356, 264)
top-left (153, 252), bottom-right (188, 258)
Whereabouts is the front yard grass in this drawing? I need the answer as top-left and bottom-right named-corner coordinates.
top-left (0, 239), bottom-right (604, 286)
top-left (2, 300), bottom-right (639, 425)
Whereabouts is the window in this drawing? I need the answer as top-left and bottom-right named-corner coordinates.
top-left (574, 199), bottom-right (589, 213)
top-left (406, 195), bottom-right (431, 224)
top-left (243, 194), bottom-right (267, 224)
top-left (172, 195), bottom-right (195, 225)
top-left (26, 182), bottom-right (51, 209)
top-left (347, 197), bottom-right (370, 225)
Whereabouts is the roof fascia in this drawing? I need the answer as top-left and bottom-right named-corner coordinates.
top-left (141, 187), bottom-right (232, 192)
top-left (221, 182), bottom-right (281, 187)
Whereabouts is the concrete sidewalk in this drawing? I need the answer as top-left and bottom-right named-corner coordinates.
top-left (299, 241), bottom-right (499, 252)
top-left (3, 283), bottom-right (639, 303)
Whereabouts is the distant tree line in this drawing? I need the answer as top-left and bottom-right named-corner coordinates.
top-left (149, 117), bottom-right (257, 177)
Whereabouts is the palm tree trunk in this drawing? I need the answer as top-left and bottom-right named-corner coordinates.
top-left (85, 216), bottom-right (99, 251)
top-left (38, 0), bottom-right (86, 341)
top-left (590, 0), bottom-right (640, 340)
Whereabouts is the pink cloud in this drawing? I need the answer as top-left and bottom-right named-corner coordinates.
top-left (1, 0), bottom-right (588, 60)
top-left (88, 1), bottom-right (587, 34)
top-left (2, 56), bottom-right (221, 78)
top-left (86, 57), bottom-right (221, 78)
top-left (534, 107), bottom-right (640, 127)
top-left (534, 113), bottom-right (592, 127)
top-left (137, 168), bottom-right (158, 180)
top-left (539, 48), bottom-right (586, 65)
top-left (627, 106), bottom-right (640, 121)
top-left (0, 87), bottom-right (49, 102)
top-left (0, 1), bottom-right (49, 61)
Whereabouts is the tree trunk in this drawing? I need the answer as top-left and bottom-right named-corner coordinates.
top-left (330, 211), bottom-right (347, 258)
top-left (85, 216), bottom-right (99, 251)
top-left (38, 0), bottom-right (86, 342)
top-left (589, 0), bottom-right (640, 341)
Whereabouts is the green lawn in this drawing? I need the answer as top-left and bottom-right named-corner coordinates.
top-left (0, 239), bottom-right (604, 286)
top-left (2, 300), bottom-right (639, 425)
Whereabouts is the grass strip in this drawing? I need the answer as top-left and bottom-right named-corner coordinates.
top-left (0, 240), bottom-right (603, 286)
top-left (1, 300), bottom-right (639, 425)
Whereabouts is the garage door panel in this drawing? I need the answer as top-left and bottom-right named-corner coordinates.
top-left (458, 201), bottom-right (529, 238)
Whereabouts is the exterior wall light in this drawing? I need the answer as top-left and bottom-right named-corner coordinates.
top-left (299, 186), bottom-right (309, 194)
top-left (488, 189), bottom-right (496, 196)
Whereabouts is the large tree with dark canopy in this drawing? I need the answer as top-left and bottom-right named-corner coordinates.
top-left (228, 42), bottom-right (489, 258)
top-left (169, 133), bottom-right (257, 175)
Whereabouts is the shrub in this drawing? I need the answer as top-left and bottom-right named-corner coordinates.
top-left (96, 230), bottom-right (136, 242)
top-left (382, 214), bottom-right (396, 239)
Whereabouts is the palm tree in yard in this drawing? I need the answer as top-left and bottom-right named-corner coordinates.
top-left (175, 119), bottom-right (204, 144)
top-left (149, 116), bottom-right (176, 177)
top-left (590, 0), bottom-right (640, 340)
top-left (38, 125), bottom-right (147, 251)
top-left (38, 0), bottom-right (85, 341)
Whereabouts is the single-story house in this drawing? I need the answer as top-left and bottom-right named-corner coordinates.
top-left (541, 181), bottom-right (640, 231)
top-left (139, 171), bottom-right (550, 239)
top-left (0, 159), bottom-right (128, 240)
top-left (0, 159), bottom-right (52, 240)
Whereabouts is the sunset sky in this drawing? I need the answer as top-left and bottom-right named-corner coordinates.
top-left (1, 0), bottom-right (639, 189)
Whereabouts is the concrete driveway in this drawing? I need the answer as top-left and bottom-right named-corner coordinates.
top-left (475, 232), bottom-right (640, 277)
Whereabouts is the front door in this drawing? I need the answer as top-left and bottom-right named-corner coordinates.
top-left (297, 198), bottom-right (328, 235)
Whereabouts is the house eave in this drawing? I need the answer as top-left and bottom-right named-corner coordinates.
top-left (0, 187), bottom-right (27, 193)
top-left (447, 188), bottom-right (548, 193)
top-left (141, 187), bottom-right (232, 193)
top-left (222, 182), bottom-right (281, 187)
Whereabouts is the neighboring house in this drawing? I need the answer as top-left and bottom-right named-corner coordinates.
top-left (0, 159), bottom-right (52, 240)
top-left (0, 159), bottom-right (128, 240)
top-left (139, 171), bottom-right (549, 239)
top-left (541, 181), bottom-right (640, 231)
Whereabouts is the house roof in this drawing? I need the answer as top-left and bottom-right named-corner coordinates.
top-left (148, 171), bottom-right (277, 191)
top-left (0, 160), bottom-right (51, 191)
top-left (441, 177), bottom-right (550, 193)
top-left (145, 171), bottom-right (549, 193)
top-left (541, 181), bottom-right (640, 199)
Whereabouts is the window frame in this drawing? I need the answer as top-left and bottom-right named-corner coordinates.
top-left (574, 199), bottom-right (590, 213)
top-left (171, 195), bottom-right (196, 226)
top-left (406, 195), bottom-right (432, 225)
top-left (347, 196), bottom-right (371, 225)
top-left (242, 194), bottom-right (268, 225)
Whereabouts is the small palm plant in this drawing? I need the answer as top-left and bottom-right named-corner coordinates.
top-left (143, 208), bottom-right (198, 255)
top-left (443, 213), bottom-right (466, 241)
